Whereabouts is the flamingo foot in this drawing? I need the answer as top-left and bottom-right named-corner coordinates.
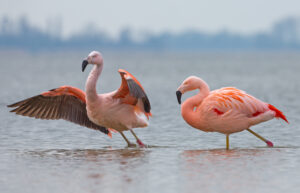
top-left (266, 140), bottom-right (274, 147)
top-left (137, 139), bottom-right (146, 148)
top-left (127, 143), bottom-right (137, 148)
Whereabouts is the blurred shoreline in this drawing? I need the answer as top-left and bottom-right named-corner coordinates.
top-left (1, 16), bottom-right (300, 52)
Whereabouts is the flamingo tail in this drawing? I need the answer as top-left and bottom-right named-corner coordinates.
top-left (268, 104), bottom-right (289, 123)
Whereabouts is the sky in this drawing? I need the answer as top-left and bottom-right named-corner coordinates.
top-left (1, 0), bottom-right (300, 38)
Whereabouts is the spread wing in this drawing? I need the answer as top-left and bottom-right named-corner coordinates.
top-left (7, 86), bottom-right (110, 135)
top-left (113, 69), bottom-right (151, 118)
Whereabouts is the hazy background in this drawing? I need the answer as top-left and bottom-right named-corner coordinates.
top-left (1, 0), bottom-right (300, 51)
top-left (1, 1), bottom-right (300, 193)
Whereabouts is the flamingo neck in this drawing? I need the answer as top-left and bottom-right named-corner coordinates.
top-left (85, 64), bottom-right (103, 102)
top-left (181, 81), bottom-right (210, 128)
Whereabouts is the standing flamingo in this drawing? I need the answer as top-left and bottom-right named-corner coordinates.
top-left (176, 76), bottom-right (288, 149)
top-left (7, 51), bottom-right (151, 147)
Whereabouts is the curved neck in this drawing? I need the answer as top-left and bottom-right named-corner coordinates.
top-left (85, 64), bottom-right (103, 101)
top-left (181, 80), bottom-right (210, 128)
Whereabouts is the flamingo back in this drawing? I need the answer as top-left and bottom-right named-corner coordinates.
top-left (204, 87), bottom-right (268, 117)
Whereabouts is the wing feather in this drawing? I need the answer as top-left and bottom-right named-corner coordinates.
top-left (207, 87), bottom-right (268, 117)
top-left (7, 86), bottom-right (109, 135)
top-left (127, 79), bottom-right (151, 113)
top-left (113, 69), bottom-right (151, 114)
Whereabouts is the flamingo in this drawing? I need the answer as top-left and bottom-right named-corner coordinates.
top-left (7, 51), bottom-right (151, 147)
top-left (176, 76), bottom-right (288, 149)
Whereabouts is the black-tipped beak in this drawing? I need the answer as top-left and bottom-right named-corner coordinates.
top-left (82, 60), bottom-right (89, 72)
top-left (176, 91), bottom-right (182, 104)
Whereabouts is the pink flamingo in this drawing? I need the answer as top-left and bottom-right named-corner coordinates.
top-left (176, 76), bottom-right (288, 149)
top-left (7, 51), bottom-right (151, 147)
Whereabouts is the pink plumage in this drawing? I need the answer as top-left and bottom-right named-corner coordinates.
top-left (176, 76), bottom-right (288, 149)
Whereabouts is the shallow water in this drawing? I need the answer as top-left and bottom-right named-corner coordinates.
top-left (1, 51), bottom-right (300, 193)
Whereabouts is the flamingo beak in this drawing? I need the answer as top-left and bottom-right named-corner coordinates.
top-left (176, 91), bottom-right (182, 104)
top-left (82, 60), bottom-right (89, 72)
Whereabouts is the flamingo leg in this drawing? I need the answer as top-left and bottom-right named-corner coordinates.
top-left (246, 129), bottom-right (273, 147)
top-left (226, 134), bottom-right (230, 150)
top-left (130, 130), bottom-right (146, 147)
top-left (120, 131), bottom-right (136, 147)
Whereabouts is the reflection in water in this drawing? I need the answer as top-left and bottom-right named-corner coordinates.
top-left (181, 148), bottom-right (272, 174)
top-left (180, 148), bottom-right (282, 193)
top-left (24, 148), bottom-right (150, 192)
top-left (182, 148), bottom-right (274, 160)
top-left (26, 148), bottom-right (148, 160)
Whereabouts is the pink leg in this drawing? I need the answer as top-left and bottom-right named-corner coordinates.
top-left (247, 129), bottom-right (274, 147)
top-left (130, 130), bottom-right (146, 148)
top-left (120, 131), bottom-right (136, 147)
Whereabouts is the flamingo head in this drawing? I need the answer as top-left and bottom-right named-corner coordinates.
top-left (82, 51), bottom-right (103, 72)
top-left (176, 76), bottom-right (202, 104)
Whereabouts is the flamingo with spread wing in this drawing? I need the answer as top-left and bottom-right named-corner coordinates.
top-left (8, 51), bottom-right (151, 147)
top-left (176, 76), bottom-right (288, 149)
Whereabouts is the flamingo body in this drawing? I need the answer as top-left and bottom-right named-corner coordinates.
top-left (191, 87), bottom-right (286, 134)
top-left (176, 76), bottom-right (288, 148)
top-left (86, 91), bottom-right (149, 133)
top-left (85, 67), bottom-right (151, 133)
